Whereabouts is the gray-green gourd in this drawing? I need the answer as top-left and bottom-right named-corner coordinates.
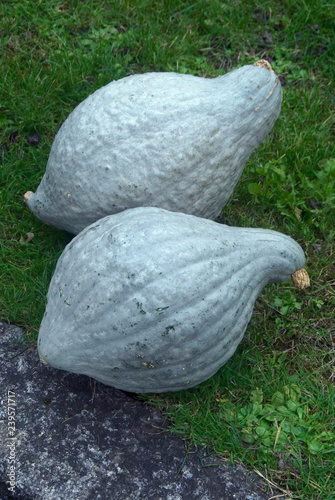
top-left (38, 207), bottom-right (309, 393)
top-left (25, 61), bottom-right (282, 234)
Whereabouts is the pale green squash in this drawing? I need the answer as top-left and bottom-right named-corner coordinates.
top-left (25, 61), bottom-right (282, 234)
top-left (38, 207), bottom-right (308, 393)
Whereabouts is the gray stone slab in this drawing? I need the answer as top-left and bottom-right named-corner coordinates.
top-left (0, 322), bottom-right (275, 500)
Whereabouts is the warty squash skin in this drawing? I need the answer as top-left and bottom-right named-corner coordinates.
top-left (25, 62), bottom-right (282, 234)
top-left (37, 207), bottom-right (306, 393)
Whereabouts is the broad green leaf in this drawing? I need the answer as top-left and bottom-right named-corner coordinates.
top-left (271, 391), bottom-right (285, 406)
top-left (247, 183), bottom-right (262, 195)
top-left (241, 432), bottom-right (255, 444)
top-left (308, 440), bottom-right (324, 454)
top-left (250, 389), bottom-right (263, 404)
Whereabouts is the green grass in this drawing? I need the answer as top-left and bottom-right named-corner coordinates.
top-left (1, 1), bottom-right (334, 498)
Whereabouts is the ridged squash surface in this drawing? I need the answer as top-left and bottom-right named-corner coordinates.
top-left (26, 64), bottom-right (282, 234)
top-left (38, 207), bottom-right (305, 393)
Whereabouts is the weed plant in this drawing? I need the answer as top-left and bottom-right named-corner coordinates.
top-left (1, 1), bottom-right (334, 498)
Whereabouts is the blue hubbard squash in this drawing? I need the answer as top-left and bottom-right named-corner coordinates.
top-left (25, 60), bottom-right (282, 234)
top-left (38, 207), bottom-right (309, 393)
